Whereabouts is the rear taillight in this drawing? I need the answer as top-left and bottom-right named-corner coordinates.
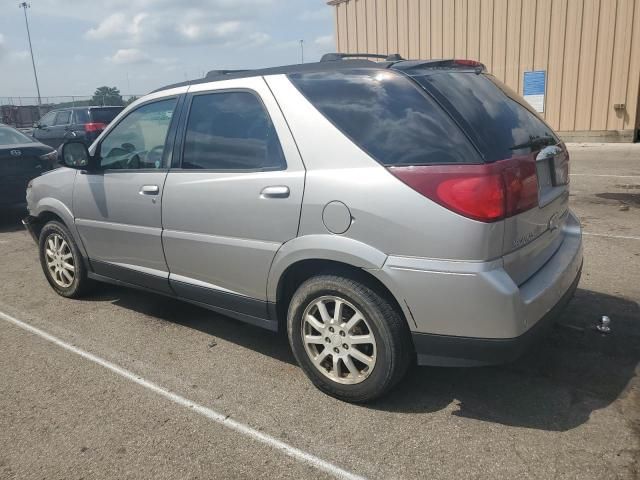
top-left (84, 122), bottom-right (106, 133)
top-left (389, 156), bottom-right (539, 222)
top-left (453, 59), bottom-right (484, 68)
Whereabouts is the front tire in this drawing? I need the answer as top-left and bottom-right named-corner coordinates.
top-left (287, 275), bottom-right (412, 403)
top-left (39, 220), bottom-right (92, 298)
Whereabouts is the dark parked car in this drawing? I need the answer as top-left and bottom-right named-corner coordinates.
top-left (0, 123), bottom-right (56, 208)
top-left (32, 106), bottom-right (124, 148)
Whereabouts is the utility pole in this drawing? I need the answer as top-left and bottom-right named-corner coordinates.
top-left (18, 2), bottom-right (42, 114)
top-left (299, 39), bottom-right (304, 64)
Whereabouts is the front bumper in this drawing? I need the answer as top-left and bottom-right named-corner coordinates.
top-left (379, 211), bottom-right (583, 366)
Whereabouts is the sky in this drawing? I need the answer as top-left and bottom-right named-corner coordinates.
top-left (0, 0), bottom-right (335, 100)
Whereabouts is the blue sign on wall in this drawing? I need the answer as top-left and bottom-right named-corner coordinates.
top-left (523, 70), bottom-right (546, 113)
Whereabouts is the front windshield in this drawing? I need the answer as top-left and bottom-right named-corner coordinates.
top-left (0, 126), bottom-right (35, 145)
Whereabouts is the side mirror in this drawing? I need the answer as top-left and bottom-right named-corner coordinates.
top-left (33, 122), bottom-right (41, 129)
top-left (61, 140), bottom-right (92, 169)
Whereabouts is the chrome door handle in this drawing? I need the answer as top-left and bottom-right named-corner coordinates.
top-left (139, 185), bottom-right (160, 195)
top-left (260, 185), bottom-right (290, 198)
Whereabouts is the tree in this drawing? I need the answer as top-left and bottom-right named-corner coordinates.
top-left (91, 86), bottom-right (124, 106)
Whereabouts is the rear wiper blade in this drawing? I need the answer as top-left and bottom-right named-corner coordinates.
top-left (510, 136), bottom-right (555, 151)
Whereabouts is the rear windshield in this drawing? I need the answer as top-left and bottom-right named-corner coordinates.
top-left (88, 107), bottom-right (123, 124)
top-left (409, 71), bottom-right (558, 162)
top-left (0, 126), bottom-right (34, 145)
top-left (288, 70), bottom-right (479, 166)
top-left (76, 107), bottom-right (124, 123)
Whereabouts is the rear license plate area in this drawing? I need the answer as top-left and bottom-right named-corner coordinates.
top-left (551, 151), bottom-right (569, 186)
top-left (536, 159), bottom-right (553, 189)
top-left (536, 146), bottom-right (568, 206)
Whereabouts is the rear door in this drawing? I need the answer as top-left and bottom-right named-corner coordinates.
top-left (408, 69), bottom-right (570, 285)
top-left (162, 77), bottom-right (305, 322)
top-left (73, 96), bottom-right (181, 293)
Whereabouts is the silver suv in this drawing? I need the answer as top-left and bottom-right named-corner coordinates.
top-left (24, 55), bottom-right (583, 402)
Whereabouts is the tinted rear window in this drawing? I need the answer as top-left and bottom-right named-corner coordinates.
top-left (89, 107), bottom-right (123, 124)
top-left (288, 70), bottom-right (479, 166)
top-left (0, 126), bottom-right (34, 145)
top-left (409, 72), bottom-right (558, 162)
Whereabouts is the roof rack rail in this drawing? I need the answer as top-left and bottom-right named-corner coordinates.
top-left (205, 69), bottom-right (251, 78)
top-left (320, 52), bottom-right (404, 62)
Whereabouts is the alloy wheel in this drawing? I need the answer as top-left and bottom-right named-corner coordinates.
top-left (302, 296), bottom-right (377, 385)
top-left (44, 233), bottom-right (75, 288)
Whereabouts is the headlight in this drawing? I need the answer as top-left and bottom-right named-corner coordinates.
top-left (39, 150), bottom-right (58, 163)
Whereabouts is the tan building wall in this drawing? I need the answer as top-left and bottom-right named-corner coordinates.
top-left (329, 0), bottom-right (640, 142)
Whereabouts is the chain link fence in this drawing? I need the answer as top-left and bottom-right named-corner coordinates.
top-left (1, 95), bottom-right (142, 129)
top-left (0, 95), bottom-right (142, 107)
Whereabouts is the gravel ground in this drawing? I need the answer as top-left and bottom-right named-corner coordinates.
top-left (0, 143), bottom-right (638, 479)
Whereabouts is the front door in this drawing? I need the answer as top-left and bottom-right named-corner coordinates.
top-left (32, 111), bottom-right (57, 147)
top-left (73, 97), bottom-right (181, 293)
top-left (162, 78), bottom-right (305, 325)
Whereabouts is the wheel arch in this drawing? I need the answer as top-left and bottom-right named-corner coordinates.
top-left (268, 235), bottom-right (416, 332)
top-left (30, 199), bottom-right (88, 259)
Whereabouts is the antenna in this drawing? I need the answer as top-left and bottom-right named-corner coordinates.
top-left (18, 2), bottom-right (42, 113)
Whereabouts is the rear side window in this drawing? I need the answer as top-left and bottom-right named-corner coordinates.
top-left (288, 70), bottom-right (479, 166)
top-left (90, 107), bottom-right (123, 124)
top-left (181, 91), bottom-right (286, 170)
top-left (74, 109), bottom-right (90, 124)
top-left (410, 72), bottom-right (558, 162)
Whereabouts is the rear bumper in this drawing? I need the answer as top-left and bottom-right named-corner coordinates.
top-left (411, 263), bottom-right (581, 366)
top-left (379, 210), bottom-right (583, 366)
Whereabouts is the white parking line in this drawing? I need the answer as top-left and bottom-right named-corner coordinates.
top-left (0, 310), bottom-right (366, 480)
top-left (570, 173), bottom-right (640, 178)
top-left (583, 232), bottom-right (640, 241)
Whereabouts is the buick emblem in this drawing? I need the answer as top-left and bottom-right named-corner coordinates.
top-left (10, 149), bottom-right (22, 157)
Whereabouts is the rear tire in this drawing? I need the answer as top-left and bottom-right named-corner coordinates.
top-left (39, 220), bottom-right (92, 298)
top-left (287, 274), bottom-right (412, 403)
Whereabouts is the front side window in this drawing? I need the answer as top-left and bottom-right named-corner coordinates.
top-left (54, 111), bottom-right (71, 125)
top-left (99, 98), bottom-right (176, 170)
top-left (38, 112), bottom-right (56, 127)
top-left (288, 69), bottom-right (479, 166)
top-left (181, 91), bottom-right (286, 170)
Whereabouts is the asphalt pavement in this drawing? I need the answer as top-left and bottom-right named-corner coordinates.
top-left (0, 143), bottom-right (638, 479)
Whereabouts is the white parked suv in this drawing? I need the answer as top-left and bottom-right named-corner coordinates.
top-left (24, 54), bottom-right (583, 402)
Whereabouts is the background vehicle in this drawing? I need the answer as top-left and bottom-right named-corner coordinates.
top-left (0, 124), bottom-right (56, 208)
top-left (23, 55), bottom-right (583, 402)
top-left (32, 106), bottom-right (123, 148)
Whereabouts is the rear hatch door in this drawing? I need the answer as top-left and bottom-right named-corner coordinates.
top-left (403, 66), bottom-right (570, 285)
top-left (88, 107), bottom-right (124, 125)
